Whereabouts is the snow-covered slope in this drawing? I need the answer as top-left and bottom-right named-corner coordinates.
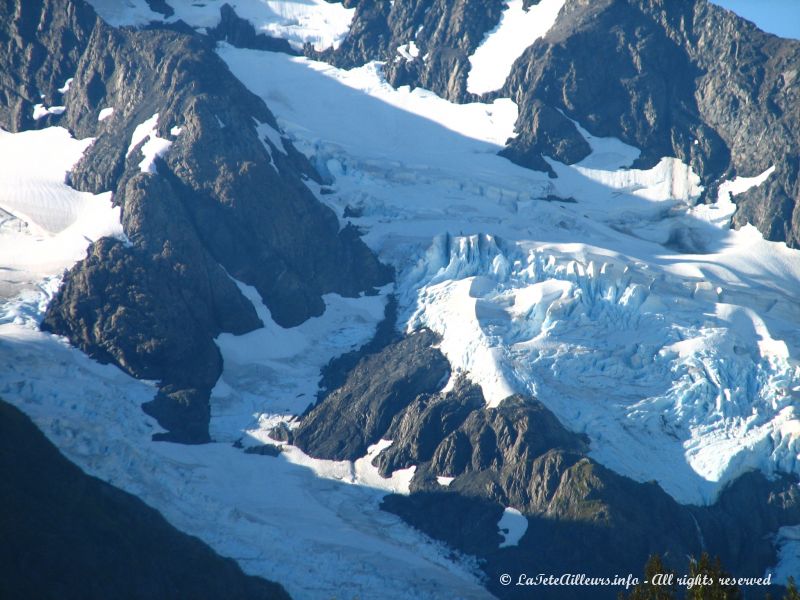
top-left (219, 47), bottom-right (800, 508)
top-left (466, 0), bottom-right (565, 95)
top-left (0, 298), bottom-right (486, 599)
top-left (0, 123), bottom-right (488, 598)
top-left (0, 127), bottom-right (123, 299)
top-left (85, 0), bottom-right (355, 50)
top-left (4, 0), bottom-right (800, 593)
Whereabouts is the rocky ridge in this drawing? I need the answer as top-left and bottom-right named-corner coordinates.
top-left (0, 0), bottom-right (390, 441)
top-left (316, 0), bottom-right (800, 247)
top-left (292, 328), bottom-right (799, 599)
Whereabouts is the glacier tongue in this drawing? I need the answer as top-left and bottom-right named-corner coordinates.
top-left (404, 234), bottom-right (800, 503)
top-left (219, 48), bottom-right (800, 506)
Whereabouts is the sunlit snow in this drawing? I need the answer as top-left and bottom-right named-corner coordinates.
top-left (220, 47), bottom-right (800, 507)
top-left (497, 507), bottom-right (528, 548)
top-left (127, 113), bottom-right (173, 173)
top-left (0, 127), bottom-right (123, 298)
top-left (466, 0), bottom-right (566, 95)
top-left (85, 0), bottom-right (355, 51)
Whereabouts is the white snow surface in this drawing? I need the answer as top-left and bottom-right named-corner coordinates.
top-left (0, 122), bottom-right (490, 598)
top-left (210, 277), bottom-right (389, 438)
top-left (769, 524), bottom-right (800, 585)
top-left (396, 41), bottom-right (420, 62)
top-left (0, 293), bottom-right (489, 599)
top-left (0, 127), bottom-right (123, 298)
top-left (219, 47), bottom-right (800, 506)
top-left (32, 104), bottom-right (66, 120)
top-left (467, 0), bottom-right (566, 95)
top-left (97, 107), bottom-right (114, 122)
top-left (85, 0), bottom-right (355, 51)
top-left (0, 122), bottom-right (488, 597)
top-left (127, 113), bottom-right (173, 173)
top-left (57, 77), bottom-right (74, 94)
top-left (497, 507), bottom-right (528, 548)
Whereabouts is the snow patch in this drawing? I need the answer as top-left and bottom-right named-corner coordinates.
top-left (256, 438), bottom-right (416, 495)
top-left (32, 104), bottom-right (66, 120)
top-left (86, 0), bottom-right (355, 51)
top-left (497, 507), bottom-right (528, 548)
top-left (396, 41), bottom-right (420, 62)
top-left (127, 113), bottom-right (172, 173)
top-left (83, 0), bottom-right (163, 27)
top-left (256, 121), bottom-right (288, 157)
top-left (692, 165), bottom-right (776, 228)
top-left (0, 126), bottom-right (124, 299)
top-left (57, 78), bottom-right (73, 94)
top-left (467, 0), bottom-right (566, 95)
top-left (210, 277), bottom-right (389, 440)
top-left (97, 107), bottom-right (114, 122)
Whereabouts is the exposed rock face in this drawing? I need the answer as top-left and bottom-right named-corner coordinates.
top-left (382, 386), bottom-right (800, 599)
top-left (0, 400), bottom-right (291, 600)
top-left (373, 377), bottom-right (485, 476)
top-left (323, 0), bottom-right (800, 247)
top-left (501, 0), bottom-right (800, 243)
top-left (1, 0), bottom-right (390, 441)
top-left (295, 327), bottom-right (799, 599)
top-left (292, 329), bottom-right (449, 461)
top-left (314, 0), bottom-right (504, 102)
top-left (207, 4), bottom-right (297, 54)
top-left (0, 0), bottom-right (98, 131)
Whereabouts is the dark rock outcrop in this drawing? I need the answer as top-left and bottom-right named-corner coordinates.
top-left (382, 390), bottom-right (799, 600)
top-left (207, 4), bottom-right (297, 54)
top-left (322, 0), bottom-right (799, 247)
top-left (292, 326), bottom-right (797, 599)
top-left (0, 0), bottom-right (390, 441)
top-left (0, 400), bottom-right (291, 600)
top-left (313, 0), bottom-right (505, 102)
top-left (501, 0), bottom-right (800, 244)
top-left (374, 377), bottom-right (485, 476)
top-left (0, 0), bottom-right (98, 131)
top-left (292, 329), bottom-right (449, 461)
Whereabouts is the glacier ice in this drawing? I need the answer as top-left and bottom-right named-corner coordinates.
top-left (3, 5), bottom-right (800, 595)
top-left (219, 48), bottom-right (800, 506)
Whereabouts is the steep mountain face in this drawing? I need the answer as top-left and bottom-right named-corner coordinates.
top-left (1, 0), bottom-right (390, 441)
top-left (295, 329), bottom-right (800, 598)
top-left (293, 329), bottom-right (450, 460)
top-left (500, 0), bottom-right (800, 244)
top-left (316, 0), bottom-right (505, 101)
top-left (0, 0), bottom-right (97, 131)
top-left (317, 0), bottom-right (800, 248)
top-left (3, 0), bottom-right (800, 598)
top-left (0, 400), bottom-right (290, 600)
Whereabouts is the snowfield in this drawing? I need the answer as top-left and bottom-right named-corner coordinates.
top-left (0, 125), bottom-right (488, 599)
top-left (0, 126), bottom-right (124, 299)
top-left (3, 0), bottom-right (800, 594)
top-left (219, 46), bottom-right (800, 510)
top-left (0, 298), bottom-right (487, 599)
top-left (85, 0), bottom-right (355, 51)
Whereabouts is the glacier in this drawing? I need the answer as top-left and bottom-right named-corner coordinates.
top-left (0, 124), bottom-right (488, 598)
top-left (219, 46), bottom-right (800, 509)
top-left (2, 1), bottom-right (800, 594)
